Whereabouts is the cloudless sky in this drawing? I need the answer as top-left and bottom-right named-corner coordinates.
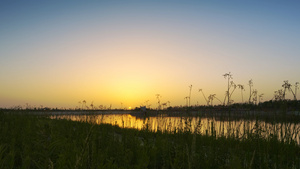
top-left (1, 1), bottom-right (300, 109)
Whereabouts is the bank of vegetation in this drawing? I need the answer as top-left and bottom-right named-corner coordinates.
top-left (1, 110), bottom-right (299, 169)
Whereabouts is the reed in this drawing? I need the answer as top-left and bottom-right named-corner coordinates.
top-left (0, 110), bottom-right (299, 169)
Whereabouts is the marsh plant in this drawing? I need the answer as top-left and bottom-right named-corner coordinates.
top-left (156, 94), bottom-right (162, 110)
top-left (1, 111), bottom-right (299, 169)
top-left (237, 84), bottom-right (245, 103)
top-left (199, 89), bottom-right (209, 106)
top-left (189, 85), bottom-right (192, 107)
top-left (295, 82), bottom-right (299, 100)
top-left (223, 72), bottom-right (233, 105)
top-left (248, 79), bottom-right (254, 103)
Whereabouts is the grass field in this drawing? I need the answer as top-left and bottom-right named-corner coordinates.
top-left (0, 110), bottom-right (299, 169)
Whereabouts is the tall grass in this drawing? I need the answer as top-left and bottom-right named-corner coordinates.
top-left (51, 113), bottom-right (300, 145)
top-left (0, 110), bottom-right (299, 169)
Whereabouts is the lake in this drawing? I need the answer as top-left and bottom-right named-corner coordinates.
top-left (50, 113), bottom-right (300, 144)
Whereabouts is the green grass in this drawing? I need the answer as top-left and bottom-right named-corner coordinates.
top-left (0, 111), bottom-right (299, 169)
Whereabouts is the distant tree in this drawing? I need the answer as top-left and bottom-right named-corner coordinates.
top-left (144, 100), bottom-right (150, 109)
top-left (156, 94), bottom-right (162, 110)
top-left (13, 105), bottom-right (22, 110)
top-left (90, 101), bottom-right (94, 110)
top-left (82, 100), bottom-right (86, 110)
top-left (161, 102), bottom-right (167, 109)
top-left (25, 103), bottom-right (30, 110)
top-left (78, 101), bottom-right (82, 110)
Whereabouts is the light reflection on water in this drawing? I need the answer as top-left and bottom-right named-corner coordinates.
top-left (50, 114), bottom-right (300, 144)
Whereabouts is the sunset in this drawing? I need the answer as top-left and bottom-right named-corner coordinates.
top-left (1, 1), bottom-right (300, 168)
top-left (1, 1), bottom-right (300, 109)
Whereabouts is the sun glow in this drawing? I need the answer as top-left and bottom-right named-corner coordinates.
top-left (1, 1), bottom-right (299, 109)
top-left (128, 107), bottom-right (132, 110)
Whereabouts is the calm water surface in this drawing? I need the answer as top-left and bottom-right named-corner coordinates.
top-left (51, 114), bottom-right (300, 144)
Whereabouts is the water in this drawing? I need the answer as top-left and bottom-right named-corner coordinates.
top-left (50, 113), bottom-right (300, 144)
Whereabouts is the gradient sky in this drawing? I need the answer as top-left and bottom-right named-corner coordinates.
top-left (1, 1), bottom-right (300, 109)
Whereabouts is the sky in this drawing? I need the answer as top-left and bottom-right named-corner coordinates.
top-left (1, 0), bottom-right (300, 109)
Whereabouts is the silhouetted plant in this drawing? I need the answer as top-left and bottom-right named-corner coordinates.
top-left (295, 82), bottom-right (299, 100)
top-left (223, 72), bottom-right (233, 105)
top-left (252, 89), bottom-right (258, 105)
top-left (222, 91), bottom-right (227, 105)
top-left (223, 72), bottom-right (238, 105)
top-left (237, 84), bottom-right (245, 103)
top-left (207, 94), bottom-right (222, 106)
top-left (258, 93), bottom-right (264, 104)
top-left (82, 100), bottom-right (86, 110)
top-left (199, 89), bottom-right (209, 106)
top-left (167, 101), bottom-right (171, 107)
top-left (156, 94), bottom-right (162, 110)
top-left (78, 101), bottom-right (82, 110)
top-left (161, 103), bottom-right (167, 109)
top-left (282, 80), bottom-right (292, 100)
top-left (2, 113), bottom-right (300, 169)
top-left (228, 81), bottom-right (237, 103)
top-left (188, 85), bottom-right (193, 107)
top-left (274, 89), bottom-right (284, 101)
top-left (247, 80), bottom-right (259, 105)
top-left (281, 80), bottom-right (298, 100)
top-left (90, 101), bottom-right (94, 110)
top-left (145, 100), bottom-right (150, 109)
top-left (248, 79), bottom-right (253, 103)
top-left (213, 95), bottom-right (223, 105)
top-left (184, 96), bottom-right (189, 107)
top-left (208, 94), bottom-right (214, 106)
top-left (25, 103), bottom-right (31, 110)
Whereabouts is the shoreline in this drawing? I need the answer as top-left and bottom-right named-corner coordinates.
top-left (2, 109), bottom-right (300, 123)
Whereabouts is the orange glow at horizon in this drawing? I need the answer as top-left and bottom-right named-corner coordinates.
top-left (1, 1), bottom-right (300, 109)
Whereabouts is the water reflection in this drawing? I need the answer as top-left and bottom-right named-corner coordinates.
top-left (50, 114), bottom-right (300, 144)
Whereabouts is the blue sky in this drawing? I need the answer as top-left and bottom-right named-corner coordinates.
top-left (1, 1), bottom-right (300, 108)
